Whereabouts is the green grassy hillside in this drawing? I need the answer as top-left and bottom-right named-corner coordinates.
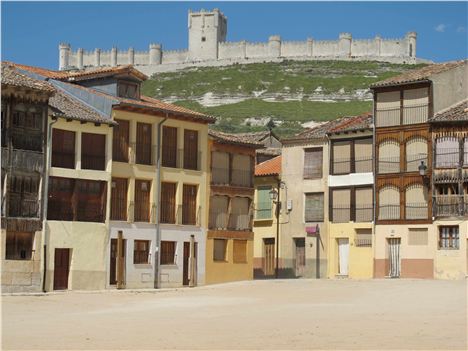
top-left (141, 60), bottom-right (425, 137)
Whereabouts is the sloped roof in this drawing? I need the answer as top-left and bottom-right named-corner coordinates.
top-left (370, 60), bottom-right (466, 88)
top-left (49, 89), bottom-right (116, 125)
top-left (328, 112), bottom-right (373, 134)
top-left (255, 155), bottom-right (281, 177)
top-left (209, 129), bottom-right (264, 148)
top-left (234, 131), bottom-right (271, 142)
top-left (283, 117), bottom-right (347, 143)
top-left (1, 63), bottom-right (55, 93)
top-left (257, 147), bottom-right (281, 156)
top-left (430, 99), bottom-right (468, 123)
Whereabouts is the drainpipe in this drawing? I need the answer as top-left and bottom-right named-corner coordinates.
top-left (372, 96), bottom-right (377, 277)
top-left (154, 114), bottom-right (167, 289)
top-left (42, 117), bottom-right (58, 293)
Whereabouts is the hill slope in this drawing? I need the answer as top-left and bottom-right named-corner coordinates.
top-left (141, 60), bottom-right (426, 137)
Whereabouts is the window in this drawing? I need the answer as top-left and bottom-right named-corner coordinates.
top-left (354, 138), bottom-right (373, 173)
top-left (406, 137), bottom-right (427, 172)
top-left (10, 104), bottom-right (43, 151)
top-left (403, 88), bottom-right (429, 125)
top-left (303, 148), bottom-right (322, 179)
top-left (408, 228), bottom-right (428, 246)
top-left (160, 182), bottom-right (176, 224)
top-left (112, 119), bottom-right (129, 162)
top-left (405, 184), bottom-right (428, 220)
top-left (233, 240), bottom-right (247, 263)
top-left (134, 180), bottom-right (151, 222)
top-left (47, 177), bottom-right (74, 221)
top-left (232, 154), bottom-right (251, 187)
top-left (52, 129), bottom-right (75, 169)
top-left (256, 186), bottom-right (272, 219)
top-left (305, 193), bottom-right (324, 222)
top-left (182, 184), bottom-right (197, 225)
top-left (8, 174), bottom-right (40, 218)
top-left (81, 133), bottom-right (106, 170)
top-left (355, 187), bottom-right (373, 222)
top-left (5, 231), bottom-right (34, 260)
top-left (160, 241), bottom-right (176, 265)
top-left (118, 81), bottom-right (139, 99)
top-left (184, 129), bottom-right (199, 170)
top-left (162, 126), bottom-right (177, 168)
top-left (331, 189), bottom-right (350, 223)
top-left (332, 141), bottom-right (351, 174)
top-left (110, 178), bottom-right (128, 221)
top-left (375, 91), bottom-right (400, 127)
top-left (435, 137), bottom-right (459, 168)
top-left (134, 240), bottom-right (150, 264)
top-left (378, 186), bottom-right (400, 220)
top-left (136, 123), bottom-right (152, 165)
top-left (75, 179), bottom-right (107, 222)
top-left (209, 195), bottom-right (229, 229)
top-left (378, 140), bottom-right (400, 174)
top-left (439, 226), bottom-right (459, 249)
top-left (355, 229), bottom-right (372, 247)
top-left (464, 138), bottom-right (468, 166)
top-left (211, 151), bottom-right (229, 184)
top-left (228, 197), bottom-right (250, 230)
top-left (213, 239), bottom-right (227, 261)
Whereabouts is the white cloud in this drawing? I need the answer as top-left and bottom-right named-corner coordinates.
top-left (457, 26), bottom-right (466, 33)
top-left (435, 24), bottom-right (446, 32)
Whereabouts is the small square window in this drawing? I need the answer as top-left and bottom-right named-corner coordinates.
top-left (213, 239), bottom-right (227, 262)
top-left (134, 240), bottom-right (150, 264)
top-left (201, 37), bottom-right (206, 42)
top-left (439, 226), bottom-right (459, 249)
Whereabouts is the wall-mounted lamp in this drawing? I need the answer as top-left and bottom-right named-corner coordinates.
top-left (269, 188), bottom-right (278, 201)
top-left (418, 160), bottom-right (427, 177)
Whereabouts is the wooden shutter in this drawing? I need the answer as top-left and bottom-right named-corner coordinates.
top-left (232, 154), bottom-right (251, 187)
top-left (160, 241), bottom-right (176, 265)
top-left (408, 228), bottom-right (428, 246)
top-left (233, 240), bottom-right (247, 263)
top-left (332, 189), bottom-right (351, 223)
top-left (213, 239), bottom-right (227, 261)
top-left (332, 141), bottom-right (351, 174)
top-left (229, 197), bottom-right (249, 230)
top-left (355, 187), bottom-right (373, 222)
top-left (52, 129), bottom-right (75, 169)
top-left (111, 178), bottom-right (127, 221)
top-left (435, 137), bottom-right (458, 168)
top-left (113, 119), bottom-right (129, 162)
top-left (303, 148), bottom-right (322, 179)
top-left (403, 87), bottom-right (429, 124)
top-left (378, 186), bottom-right (400, 220)
top-left (81, 133), bottom-right (106, 170)
top-left (135, 179), bottom-right (151, 222)
top-left (376, 91), bottom-right (400, 127)
top-left (136, 123), bottom-right (152, 165)
top-left (405, 184), bottom-right (427, 219)
top-left (406, 137), bottom-right (427, 172)
top-left (209, 195), bottom-right (229, 229)
top-left (378, 140), bottom-right (400, 174)
top-left (184, 129), bottom-right (198, 170)
top-left (182, 184), bottom-right (197, 225)
top-left (256, 186), bottom-right (272, 219)
top-left (211, 151), bottom-right (229, 184)
top-left (305, 193), bottom-right (324, 222)
top-left (162, 126), bottom-right (177, 168)
top-left (354, 138), bottom-right (372, 173)
top-left (161, 182), bottom-right (176, 223)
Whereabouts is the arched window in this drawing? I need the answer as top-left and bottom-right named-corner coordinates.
top-left (435, 137), bottom-right (459, 168)
top-left (406, 137), bottom-right (428, 172)
top-left (405, 184), bottom-right (428, 219)
top-left (378, 140), bottom-right (400, 174)
top-left (378, 185), bottom-right (400, 220)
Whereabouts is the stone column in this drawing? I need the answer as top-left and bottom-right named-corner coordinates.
top-left (149, 43), bottom-right (162, 65)
top-left (111, 47), bottom-right (118, 67)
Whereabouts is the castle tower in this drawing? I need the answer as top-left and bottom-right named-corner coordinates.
top-left (188, 8), bottom-right (227, 61)
top-left (406, 32), bottom-right (417, 58)
top-left (149, 44), bottom-right (162, 65)
top-left (338, 33), bottom-right (352, 57)
top-left (59, 43), bottom-right (71, 70)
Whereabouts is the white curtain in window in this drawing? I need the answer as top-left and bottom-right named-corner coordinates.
top-left (406, 137), bottom-right (428, 172)
top-left (378, 186), bottom-right (400, 220)
top-left (378, 140), bottom-right (400, 174)
top-left (405, 184), bottom-right (428, 219)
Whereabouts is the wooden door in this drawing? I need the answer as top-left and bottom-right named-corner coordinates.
top-left (53, 248), bottom-right (70, 290)
top-left (113, 119), bottom-right (129, 162)
top-left (184, 129), bottom-right (198, 170)
top-left (134, 180), bottom-right (151, 222)
top-left (388, 238), bottom-right (401, 278)
top-left (136, 122), bottom-right (152, 165)
top-left (294, 238), bottom-right (305, 277)
top-left (162, 126), bottom-right (177, 168)
top-left (183, 242), bottom-right (198, 286)
top-left (182, 184), bottom-right (197, 225)
top-left (338, 238), bottom-right (350, 276)
top-left (109, 238), bottom-right (126, 285)
top-left (263, 238), bottom-right (275, 277)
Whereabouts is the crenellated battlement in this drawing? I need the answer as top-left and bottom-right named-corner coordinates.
top-left (59, 8), bottom-right (428, 72)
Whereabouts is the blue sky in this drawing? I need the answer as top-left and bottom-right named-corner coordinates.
top-left (2, 1), bottom-right (467, 69)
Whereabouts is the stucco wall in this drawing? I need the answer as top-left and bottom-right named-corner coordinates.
top-left (432, 62), bottom-right (468, 114)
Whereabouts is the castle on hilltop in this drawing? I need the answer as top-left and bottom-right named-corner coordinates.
top-left (59, 9), bottom-right (429, 74)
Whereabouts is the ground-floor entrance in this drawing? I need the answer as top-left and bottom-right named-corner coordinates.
top-left (263, 238), bottom-right (275, 276)
top-left (53, 248), bottom-right (70, 290)
top-left (337, 238), bottom-right (349, 276)
top-left (183, 241), bottom-right (198, 286)
top-left (109, 238), bottom-right (127, 286)
top-left (294, 238), bottom-right (305, 277)
top-left (388, 238), bottom-right (401, 278)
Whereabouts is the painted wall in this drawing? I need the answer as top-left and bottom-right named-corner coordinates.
top-left (432, 62), bottom-right (468, 114)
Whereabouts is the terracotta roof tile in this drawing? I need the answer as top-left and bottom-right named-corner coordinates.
top-left (328, 112), bottom-right (373, 134)
top-left (284, 117), bottom-right (347, 143)
top-left (1, 63), bottom-right (55, 93)
top-left (233, 131), bottom-right (271, 142)
top-left (209, 129), bottom-right (264, 148)
top-left (5, 62), bottom-right (69, 79)
top-left (430, 99), bottom-right (468, 123)
top-left (255, 155), bottom-right (281, 177)
top-left (370, 60), bottom-right (467, 88)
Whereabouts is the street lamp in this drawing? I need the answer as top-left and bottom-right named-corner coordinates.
top-left (418, 160), bottom-right (427, 177)
top-left (270, 182), bottom-right (283, 279)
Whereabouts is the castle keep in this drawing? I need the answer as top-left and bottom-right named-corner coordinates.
top-left (59, 9), bottom-right (425, 74)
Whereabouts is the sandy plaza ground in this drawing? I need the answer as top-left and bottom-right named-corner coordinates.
top-left (1, 279), bottom-right (467, 350)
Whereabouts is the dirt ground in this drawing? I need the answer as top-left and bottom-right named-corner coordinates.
top-left (1, 279), bottom-right (467, 350)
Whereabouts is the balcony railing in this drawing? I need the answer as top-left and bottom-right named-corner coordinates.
top-left (333, 158), bottom-right (351, 174)
top-left (378, 204), bottom-right (400, 220)
top-left (209, 208), bottom-right (229, 230)
top-left (177, 204), bottom-right (200, 226)
top-left (179, 149), bottom-right (201, 171)
top-left (435, 148), bottom-right (460, 168)
top-left (135, 142), bottom-right (153, 166)
top-left (378, 156), bottom-right (400, 174)
top-left (81, 153), bottom-right (106, 171)
top-left (228, 211), bottom-right (251, 231)
top-left (332, 206), bottom-right (351, 223)
top-left (47, 199), bottom-right (73, 221)
top-left (405, 202), bottom-right (428, 220)
top-left (433, 195), bottom-right (468, 217)
top-left (52, 150), bottom-right (75, 169)
top-left (211, 167), bottom-right (230, 185)
top-left (76, 201), bottom-right (105, 222)
top-left (355, 205), bottom-right (373, 222)
top-left (2, 148), bottom-right (44, 172)
top-left (355, 157), bottom-right (373, 173)
top-left (433, 169), bottom-right (460, 183)
top-left (160, 200), bottom-right (176, 224)
top-left (331, 205), bottom-right (373, 223)
top-left (8, 196), bottom-right (39, 218)
top-left (11, 131), bottom-right (42, 152)
top-left (402, 104), bottom-right (429, 125)
top-left (231, 169), bottom-right (253, 188)
top-left (376, 106), bottom-right (400, 127)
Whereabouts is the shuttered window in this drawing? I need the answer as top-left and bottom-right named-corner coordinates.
top-left (134, 240), bottom-right (150, 264)
top-left (256, 186), bottom-right (272, 219)
top-left (134, 179), bottom-right (151, 222)
top-left (184, 129), bottom-right (198, 170)
top-left (8, 174), bottom-right (40, 218)
top-left (160, 182), bottom-right (176, 224)
top-left (406, 137), bottom-right (428, 172)
top-left (332, 141), bottom-right (351, 174)
top-left (378, 140), bottom-right (400, 174)
top-left (209, 195), bottom-right (229, 229)
top-left (305, 193), bottom-right (324, 222)
top-left (160, 241), bottom-right (176, 265)
top-left (355, 229), bottom-right (372, 247)
top-left (229, 197), bottom-right (250, 230)
top-left (110, 178), bottom-right (128, 221)
top-left (435, 137), bottom-right (459, 168)
top-left (136, 122), bottom-right (152, 165)
top-left (233, 240), bottom-right (247, 263)
top-left (213, 239), bottom-right (227, 261)
top-left (403, 88), bottom-right (429, 125)
top-left (52, 129), bottom-right (75, 169)
top-left (232, 154), bottom-right (251, 187)
top-left (405, 184), bottom-right (428, 219)
top-left (408, 228), bottom-right (428, 246)
top-left (376, 91), bottom-right (400, 127)
top-left (355, 138), bottom-right (373, 173)
top-left (304, 148), bottom-right (322, 179)
top-left (211, 151), bottom-right (229, 184)
top-left (162, 126), bottom-right (177, 168)
top-left (378, 186), bottom-right (400, 220)
top-left (112, 119), bottom-right (129, 162)
top-left (332, 189), bottom-right (350, 223)
top-left (355, 187), bottom-right (373, 222)
top-left (5, 231), bottom-right (34, 260)
top-left (81, 133), bottom-right (106, 170)
top-left (182, 184), bottom-right (197, 225)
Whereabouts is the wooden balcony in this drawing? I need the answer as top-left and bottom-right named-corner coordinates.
top-left (433, 195), bottom-right (468, 217)
top-left (2, 147), bottom-right (44, 172)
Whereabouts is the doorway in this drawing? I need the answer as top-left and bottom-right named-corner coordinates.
top-left (263, 238), bottom-right (275, 277)
top-left (337, 238), bottom-right (349, 276)
top-left (183, 241), bottom-right (198, 286)
top-left (53, 248), bottom-right (70, 290)
top-left (388, 238), bottom-right (401, 278)
top-left (294, 238), bottom-right (305, 277)
top-left (109, 238), bottom-right (126, 285)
